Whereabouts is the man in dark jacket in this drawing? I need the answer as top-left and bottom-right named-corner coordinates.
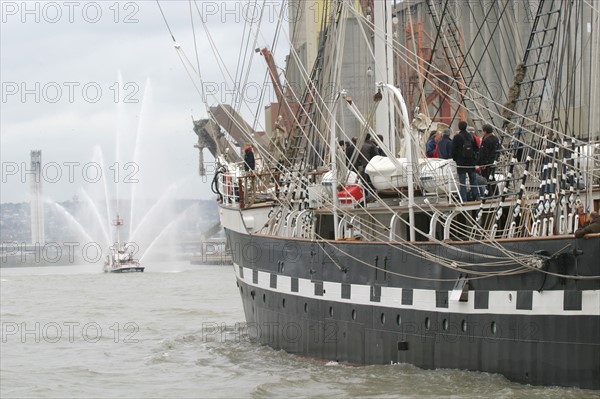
top-left (346, 137), bottom-right (357, 167)
top-left (356, 134), bottom-right (378, 190)
top-left (478, 124), bottom-right (500, 180)
top-left (452, 121), bottom-right (480, 201)
top-left (575, 212), bottom-right (600, 238)
top-left (359, 134), bottom-right (378, 169)
top-left (437, 129), bottom-right (453, 159)
top-left (243, 145), bottom-right (255, 171)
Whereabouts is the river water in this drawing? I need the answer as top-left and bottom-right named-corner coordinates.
top-left (1, 262), bottom-right (596, 398)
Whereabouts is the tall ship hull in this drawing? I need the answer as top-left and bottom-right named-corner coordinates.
top-left (176, 0), bottom-right (600, 390)
top-left (220, 203), bottom-right (599, 389)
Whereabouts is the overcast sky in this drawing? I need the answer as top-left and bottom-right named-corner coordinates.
top-left (1, 0), bottom-right (289, 204)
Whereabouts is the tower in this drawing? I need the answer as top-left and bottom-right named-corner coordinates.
top-left (30, 150), bottom-right (45, 244)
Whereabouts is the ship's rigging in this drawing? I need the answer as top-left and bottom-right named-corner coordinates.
top-left (158, 0), bottom-right (600, 280)
top-left (154, 1), bottom-right (600, 388)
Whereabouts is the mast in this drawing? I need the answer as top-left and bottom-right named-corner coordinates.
top-left (587, 9), bottom-right (599, 211)
top-left (374, 0), bottom-right (396, 152)
top-left (114, 214), bottom-right (123, 248)
top-left (328, 1), bottom-right (348, 241)
top-left (378, 83), bottom-right (416, 242)
top-left (330, 97), bottom-right (340, 240)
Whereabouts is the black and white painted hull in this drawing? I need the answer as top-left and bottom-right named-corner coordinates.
top-left (222, 208), bottom-right (600, 389)
top-left (186, 0), bottom-right (600, 389)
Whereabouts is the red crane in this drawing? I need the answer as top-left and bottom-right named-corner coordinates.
top-left (256, 47), bottom-right (298, 136)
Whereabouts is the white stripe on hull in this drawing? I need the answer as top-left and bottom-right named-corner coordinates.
top-left (234, 263), bottom-right (600, 316)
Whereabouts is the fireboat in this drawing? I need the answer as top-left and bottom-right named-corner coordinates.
top-left (103, 214), bottom-right (144, 273)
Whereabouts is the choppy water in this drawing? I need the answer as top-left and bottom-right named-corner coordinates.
top-left (1, 262), bottom-right (597, 398)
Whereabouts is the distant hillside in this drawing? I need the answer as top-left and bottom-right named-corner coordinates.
top-left (0, 199), bottom-right (218, 243)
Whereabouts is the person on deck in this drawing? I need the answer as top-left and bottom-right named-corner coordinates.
top-left (478, 124), bottom-right (500, 180)
top-left (346, 137), bottom-right (358, 167)
top-left (243, 144), bottom-right (255, 172)
top-left (437, 129), bottom-right (453, 159)
top-left (376, 135), bottom-right (386, 156)
top-left (425, 131), bottom-right (437, 158)
top-left (574, 212), bottom-right (600, 238)
top-left (473, 169), bottom-right (487, 199)
top-left (469, 127), bottom-right (482, 148)
top-left (452, 121), bottom-right (480, 201)
top-left (359, 134), bottom-right (378, 167)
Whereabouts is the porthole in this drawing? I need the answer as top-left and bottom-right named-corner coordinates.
top-left (352, 309), bottom-right (357, 320)
top-left (329, 306), bottom-right (333, 317)
top-left (425, 317), bottom-right (431, 330)
top-left (262, 293), bottom-right (266, 303)
top-left (396, 315), bottom-right (401, 326)
top-left (282, 298), bottom-right (286, 308)
top-left (508, 293), bottom-right (513, 302)
top-left (443, 319), bottom-right (448, 331)
top-left (304, 303), bottom-right (308, 313)
top-left (491, 321), bottom-right (497, 335)
top-left (380, 313), bottom-right (386, 325)
top-left (462, 320), bottom-right (468, 332)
